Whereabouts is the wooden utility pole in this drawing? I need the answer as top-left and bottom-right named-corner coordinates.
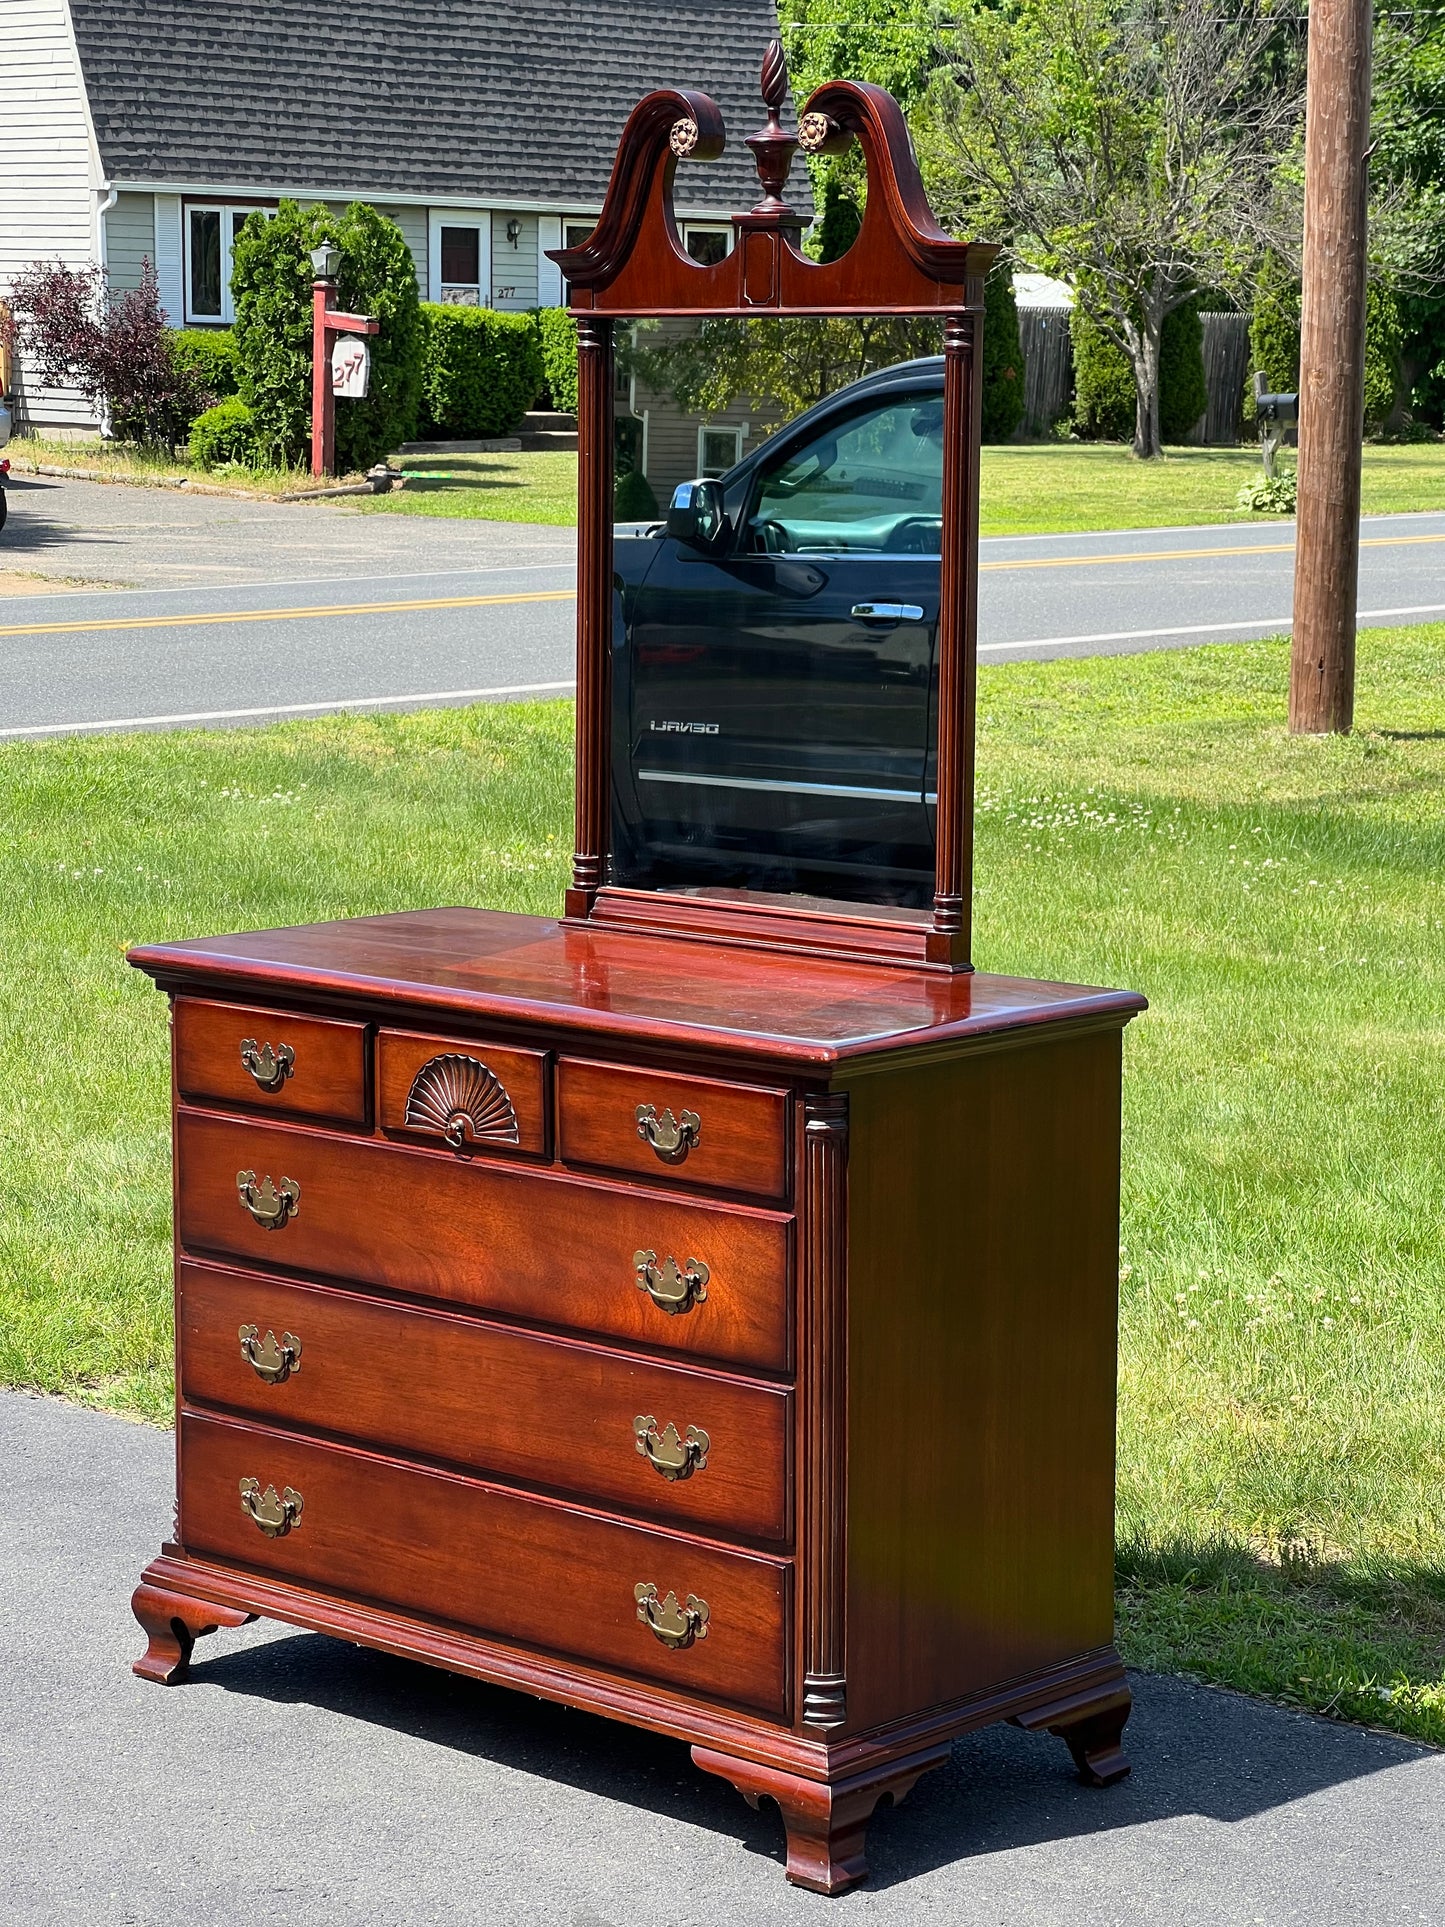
top-left (1290, 0), bottom-right (1373, 734)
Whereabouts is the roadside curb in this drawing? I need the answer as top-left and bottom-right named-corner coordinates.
top-left (12, 460), bottom-right (281, 502)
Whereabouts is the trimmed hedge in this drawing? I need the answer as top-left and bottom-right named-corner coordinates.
top-left (1159, 301), bottom-right (1209, 442)
top-left (231, 198), bottom-right (422, 469)
top-left (419, 305), bottom-right (543, 437)
top-left (188, 396), bottom-right (258, 467)
top-left (615, 467), bottom-right (660, 520)
top-left (981, 266), bottom-right (1025, 442)
top-left (170, 327), bottom-right (239, 402)
top-left (537, 307), bottom-right (578, 413)
top-left (1071, 311), bottom-right (1137, 439)
top-left (1072, 303), bottom-right (1208, 442)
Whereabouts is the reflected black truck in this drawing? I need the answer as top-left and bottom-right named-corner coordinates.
top-left (612, 358), bottom-right (948, 907)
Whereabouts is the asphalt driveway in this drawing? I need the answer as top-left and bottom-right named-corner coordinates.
top-left (3, 1389), bottom-right (1440, 1926)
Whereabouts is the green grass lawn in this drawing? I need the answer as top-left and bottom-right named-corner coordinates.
top-left (356, 440), bottom-right (1445, 533)
top-left (4, 629), bottom-right (1443, 1743)
top-left (14, 432), bottom-right (1443, 535)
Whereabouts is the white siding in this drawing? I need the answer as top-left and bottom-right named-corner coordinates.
top-left (490, 211), bottom-right (537, 310)
top-left (103, 191), bottom-right (156, 292)
top-left (0, 0), bottom-right (103, 426)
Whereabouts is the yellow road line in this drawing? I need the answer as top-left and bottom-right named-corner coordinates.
top-left (0, 587), bottom-right (576, 640)
top-left (0, 529), bottom-right (1440, 636)
top-left (981, 531), bottom-right (1445, 572)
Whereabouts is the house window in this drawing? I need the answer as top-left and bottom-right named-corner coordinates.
top-left (185, 205), bottom-right (268, 324)
top-left (682, 224), bottom-right (733, 266)
top-left (699, 424), bottom-right (744, 476)
top-left (440, 226), bottom-right (481, 303)
top-left (561, 221), bottom-right (596, 304)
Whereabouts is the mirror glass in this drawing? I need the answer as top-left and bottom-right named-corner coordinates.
top-left (609, 316), bottom-right (946, 909)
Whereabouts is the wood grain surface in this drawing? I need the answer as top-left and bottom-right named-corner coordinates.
top-left (174, 996), bottom-right (369, 1126)
top-left (180, 1410), bottom-right (790, 1717)
top-left (841, 1027), bottom-right (1124, 1731)
top-left (177, 1109), bottom-right (793, 1372)
top-left (558, 1056), bottom-right (790, 1199)
top-left (180, 1260), bottom-right (792, 1541)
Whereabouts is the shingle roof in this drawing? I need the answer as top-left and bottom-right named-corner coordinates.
top-left (70, 0), bottom-right (794, 210)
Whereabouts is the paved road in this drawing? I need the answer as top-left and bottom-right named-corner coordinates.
top-left (3, 1390), bottom-right (1440, 1925)
top-left (1, 474), bottom-right (1443, 738)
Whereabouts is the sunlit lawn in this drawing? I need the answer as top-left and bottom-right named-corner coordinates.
top-left (3, 625), bottom-right (1443, 1743)
top-left (353, 440), bottom-right (1445, 533)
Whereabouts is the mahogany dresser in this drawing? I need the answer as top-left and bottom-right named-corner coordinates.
top-left (128, 906), bottom-right (1145, 1892)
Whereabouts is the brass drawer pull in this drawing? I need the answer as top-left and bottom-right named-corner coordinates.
top-left (236, 1169), bottom-right (300, 1231)
top-left (239, 1478), bottom-right (304, 1538)
top-left (634, 1415), bottom-right (710, 1481)
top-left (634, 1582), bottom-right (709, 1649)
top-left (634, 1250), bottom-right (709, 1315)
top-left (238, 1324), bottom-right (302, 1384)
top-left (635, 1104), bottom-right (701, 1164)
top-left (240, 1038), bottom-right (294, 1092)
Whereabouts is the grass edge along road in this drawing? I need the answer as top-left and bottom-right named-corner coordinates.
top-left (366, 440), bottom-right (1445, 533)
top-left (11, 435), bottom-right (1444, 535)
top-left (3, 628), bottom-right (1443, 1746)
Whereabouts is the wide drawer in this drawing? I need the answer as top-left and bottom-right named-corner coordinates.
top-left (558, 1058), bottom-right (790, 1200)
top-left (181, 1410), bottom-right (789, 1718)
top-left (175, 997), bottom-right (369, 1127)
top-left (180, 1262), bottom-right (791, 1542)
top-left (177, 1111), bottom-right (792, 1373)
top-left (377, 1028), bottom-right (549, 1159)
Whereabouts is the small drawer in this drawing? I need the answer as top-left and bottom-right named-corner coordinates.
top-left (175, 997), bottom-right (368, 1127)
top-left (177, 1112), bottom-right (793, 1373)
top-left (558, 1058), bottom-right (790, 1200)
top-left (181, 1410), bottom-right (789, 1718)
top-left (377, 1028), bottom-right (548, 1158)
top-left (180, 1262), bottom-right (792, 1542)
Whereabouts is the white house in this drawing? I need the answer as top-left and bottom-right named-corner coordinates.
top-left (0, 0), bottom-right (795, 485)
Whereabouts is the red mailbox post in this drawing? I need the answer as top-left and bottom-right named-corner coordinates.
top-left (310, 245), bottom-right (379, 479)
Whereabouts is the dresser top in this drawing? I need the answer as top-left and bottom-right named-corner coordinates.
top-left (129, 907), bottom-right (1145, 1070)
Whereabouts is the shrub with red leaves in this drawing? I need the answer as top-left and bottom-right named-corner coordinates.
top-left (6, 258), bottom-right (212, 447)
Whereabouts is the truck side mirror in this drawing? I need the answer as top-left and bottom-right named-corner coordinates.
top-left (666, 478), bottom-right (728, 550)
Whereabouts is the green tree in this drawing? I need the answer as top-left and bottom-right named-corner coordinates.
top-left (231, 199), bottom-right (422, 469)
top-left (928, 0), bottom-right (1306, 458)
top-left (981, 265), bottom-right (1025, 440)
top-left (633, 314), bottom-right (941, 419)
top-left (1370, 3), bottom-right (1445, 426)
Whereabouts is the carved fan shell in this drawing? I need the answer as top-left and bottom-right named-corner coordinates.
top-left (404, 1053), bottom-right (519, 1146)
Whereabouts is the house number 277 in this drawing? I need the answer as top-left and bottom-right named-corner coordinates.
top-left (494, 286), bottom-right (516, 300)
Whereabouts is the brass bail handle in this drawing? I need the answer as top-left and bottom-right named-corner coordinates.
top-left (634, 1583), bottom-right (709, 1649)
top-left (634, 1250), bottom-right (709, 1316)
top-left (634, 1415), bottom-right (710, 1481)
top-left (239, 1324), bottom-right (302, 1384)
top-left (239, 1478), bottom-right (304, 1538)
top-left (240, 1037), bottom-right (295, 1092)
top-left (237, 1170), bottom-right (300, 1230)
top-left (635, 1104), bottom-right (701, 1165)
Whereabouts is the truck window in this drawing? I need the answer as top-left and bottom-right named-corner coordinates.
top-left (748, 395), bottom-right (944, 555)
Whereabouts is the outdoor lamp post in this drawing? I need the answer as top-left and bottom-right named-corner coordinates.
top-left (309, 245), bottom-right (378, 479)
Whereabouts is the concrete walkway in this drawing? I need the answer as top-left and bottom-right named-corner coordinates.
top-left (3, 1388), bottom-right (1440, 1925)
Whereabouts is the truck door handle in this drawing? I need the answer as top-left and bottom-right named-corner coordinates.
top-left (851, 603), bottom-right (925, 622)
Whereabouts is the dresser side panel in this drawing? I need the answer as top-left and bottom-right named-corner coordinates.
top-left (843, 1026), bottom-right (1124, 1732)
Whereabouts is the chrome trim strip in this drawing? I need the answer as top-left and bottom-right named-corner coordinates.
top-left (638, 768), bottom-right (924, 803)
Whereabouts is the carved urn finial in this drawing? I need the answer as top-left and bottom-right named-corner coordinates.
top-left (745, 39), bottom-right (806, 221)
